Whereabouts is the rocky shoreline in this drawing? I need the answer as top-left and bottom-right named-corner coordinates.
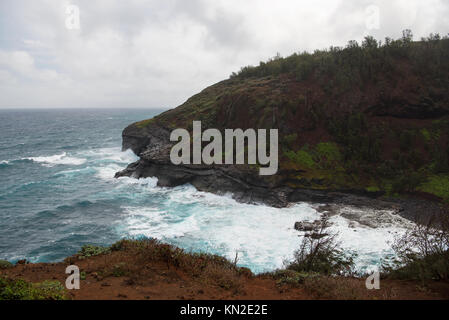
top-left (115, 122), bottom-right (443, 225)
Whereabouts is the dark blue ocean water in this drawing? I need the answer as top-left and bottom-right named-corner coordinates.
top-left (0, 109), bottom-right (161, 262)
top-left (0, 109), bottom-right (405, 273)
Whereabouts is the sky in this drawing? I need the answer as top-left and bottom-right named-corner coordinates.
top-left (0, 0), bottom-right (448, 109)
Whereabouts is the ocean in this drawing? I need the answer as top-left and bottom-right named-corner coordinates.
top-left (0, 108), bottom-right (411, 274)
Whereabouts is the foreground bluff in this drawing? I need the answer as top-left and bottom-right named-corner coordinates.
top-left (116, 36), bottom-right (449, 210)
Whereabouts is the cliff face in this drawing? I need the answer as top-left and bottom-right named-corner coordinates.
top-left (116, 36), bottom-right (449, 209)
top-left (117, 116), bottom-right (291, 207)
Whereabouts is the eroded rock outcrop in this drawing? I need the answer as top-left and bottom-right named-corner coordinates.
top-left (116, 37), bottom-right (449, 219)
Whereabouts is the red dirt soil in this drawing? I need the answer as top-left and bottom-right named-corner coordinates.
top-left (2, 252), bottom-right (448, 300)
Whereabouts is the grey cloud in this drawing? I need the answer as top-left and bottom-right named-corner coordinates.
top-left (0, 0), bottom-right (448, 109)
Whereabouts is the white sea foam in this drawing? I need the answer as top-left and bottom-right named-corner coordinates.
top-left (95, 164), bottom-right (123, 180)
top-left (121, 197), bottom-right (318, 272)
top-left (24, 152), bottom-right (86, 167)
top-left (117, 183), bottom-right (412, 274)
top-left (54, 167), bottom-right (96, 177)
top-left (77, 144), bottom-right (412, 274)
top-left (77, 147), bottom-right (139, 181)
top-left (80, 147), bottom-right (138, 164)
top-left (119, 176), bottom-right (159, 187)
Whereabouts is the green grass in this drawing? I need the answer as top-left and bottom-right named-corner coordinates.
top-left (315, 142), bottom-right (342, 163)
top-left (284, 142), bottom-right (344, 170)
top-left (0, 278), bottom-right (67, 300)
top-left (285, 149), bottom-right (316, 168)
top-left (420, 128), bottom-right (431, 142)
top-left (135, 118), bottom-right (156, 128)
top-left (366, 186), bottom-right (381, 192)
top-left (418, 175), bottom-right (449, 201)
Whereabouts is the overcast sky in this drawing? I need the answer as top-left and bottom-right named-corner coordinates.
top-left (0, 0), bottom-right (448, 109)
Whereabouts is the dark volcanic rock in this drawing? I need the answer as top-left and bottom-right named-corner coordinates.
top-left (304, 233), bottom-right (329, 240)
top-left (115, 122), bottom-right (444, 223)
top-left (115, 120), bottom-right (446, 223)
top-left (294, 221), bottom-right (321, 232)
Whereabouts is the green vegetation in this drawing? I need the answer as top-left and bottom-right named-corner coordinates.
top-left (382, 213), bottom-right (449, 281)
top-left (366, 186), bottom-right (381, 192)
top-left (232, 30), bottom-right (449, 88)
top-left (130, 30), bottom-right (449, 202)
top-left (75, 245), bottom-right (110, 260)
top-left (228, 31), bottom-right (449, 198)
top-left (391, 172), bottom-right (426, 194)
top-left (285, 216), bottom-right (356, 276)
top-left (270, 216), bottom-right (365, 299)
top-left (111, 263), bottom-right (129, 277)
top-left (285, 148), bottom-right (316, 168)
top-left (0, 278), bottom-right (67, 300)
top-left (420, 129), bottom-right (431, 142)
top-left (271, 269), bottom-right (319, 287)
top-left (285, 142), bottom-right (344, 171)
top-left (89, 239), bottom-right (249, 292)
top-left (418, 175), bottom-right (449, 201)
top-left (136, 118), bottom-right (156, 128)
top-left (283, 133), bottom-right (298, 149)
top-left (0, 260), bottom-right (13, 270)
top-left (327, 112), bottom-right (380, 164)
top-left (315, 142), bottom-right (342, 163)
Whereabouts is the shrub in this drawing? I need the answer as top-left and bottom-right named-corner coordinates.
top-left (420, 129), bottom-right (431, 142)
top-left (315, 142), bottom-right (342, 163)
top-left (286, 216), bottom-right (356, 276)
top-left (271, 269), bottom-right (319, 287)
top-left (0, 260), bottom-right (13, 270)
top-left (391, 172), bottom-right (426, 193)
top-left (285, 148), bottom-right (316, 168)
top-left (120, 238), bottom-right (244, 291)
top-left (383, 212), bottom-right (449, 281)
top-left (200, 264), bottom-right (242, 292)
top-left (0, 278), bottom-right (67, 300)
top-left (111, 263), bottom-right (128, 277)
top-left (76, 245), bottom-right (110, 259)
top-left (283, 133), bottom-right (298, 149)
top-left (418, 175), bottom-right (449, 201)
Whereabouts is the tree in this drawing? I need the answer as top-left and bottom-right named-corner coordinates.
top-left (402, 29), bottom-right (413, 43)
top-left (362, 36), bottom-right (378, 49)
top-left (287, 215), bottom-right (355, 276)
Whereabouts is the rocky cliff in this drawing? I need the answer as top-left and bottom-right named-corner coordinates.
top-left (116, 34), bottom-right (449, 213)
